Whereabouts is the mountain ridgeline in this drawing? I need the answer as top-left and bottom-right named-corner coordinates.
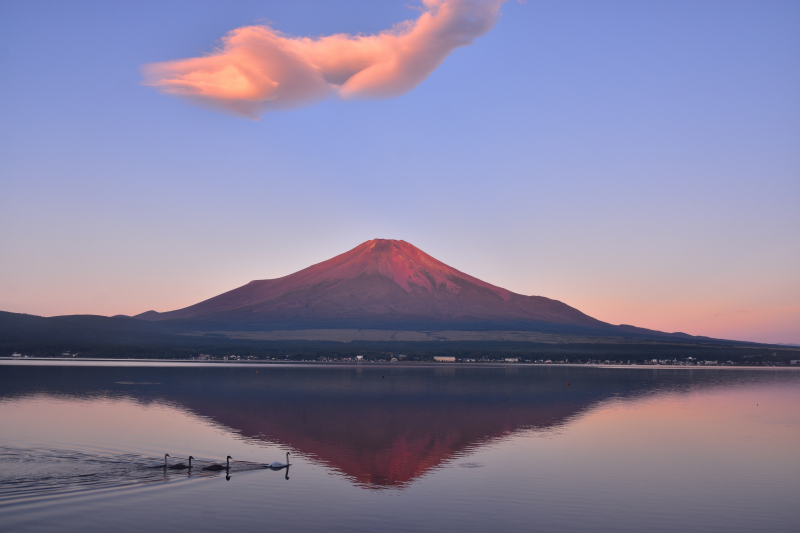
top-left (5, 239), bottom-right (796, 362)
top-left (136, 239), bottom-right (609, 332)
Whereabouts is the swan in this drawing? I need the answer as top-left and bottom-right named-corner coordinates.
top-left (164, 453), bottom-right (170, 467)
top-left (170, 455), bottom-right (194, 470)
top-left (204, 455), bottom-right (231, 471)
top-left (268, 452), bottom-right (291, 469)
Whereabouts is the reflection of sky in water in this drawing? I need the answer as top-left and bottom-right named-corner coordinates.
top-left (0, 363), bottom-right (798, 533)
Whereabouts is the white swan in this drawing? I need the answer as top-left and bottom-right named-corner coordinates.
top-left (268, 452), bottom-right (291, 469)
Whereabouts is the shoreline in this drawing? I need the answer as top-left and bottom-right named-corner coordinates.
top-left (0, 357), bottom-right (797, 369)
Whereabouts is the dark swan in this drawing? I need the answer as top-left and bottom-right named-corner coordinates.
top-left (170, 455), bottom-right (194, 470)
top-left (204, 455), bottom-right (231, 471)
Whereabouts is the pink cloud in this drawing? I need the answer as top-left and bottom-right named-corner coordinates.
top-left (142, 0), bottom-right (505, 118)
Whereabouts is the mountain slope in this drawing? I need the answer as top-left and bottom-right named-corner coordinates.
top-left (137, 239), bottom-right (605, 330)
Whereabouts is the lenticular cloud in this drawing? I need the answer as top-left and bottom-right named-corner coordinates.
top-left (142, 0), bottom-right (505, 118)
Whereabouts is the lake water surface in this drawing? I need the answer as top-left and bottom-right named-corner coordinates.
top-left (0, 361), bottom-right (798, 532)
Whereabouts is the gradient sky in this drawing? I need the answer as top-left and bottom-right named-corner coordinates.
top-left (1, 0), bottom-right (798, 344)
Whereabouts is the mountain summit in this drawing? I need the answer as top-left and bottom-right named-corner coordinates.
top-left (137, 239), bottom-right (605, 330)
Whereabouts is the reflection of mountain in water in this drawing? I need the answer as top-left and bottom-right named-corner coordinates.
top-left (183, 386), bottom-right (584, 487)
top-left (0, 365), bottom-right (778, 489)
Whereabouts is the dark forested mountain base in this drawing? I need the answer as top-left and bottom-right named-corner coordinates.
top-left (1, 311), bottom-right (797, 364)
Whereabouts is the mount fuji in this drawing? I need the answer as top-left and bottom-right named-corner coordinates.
top-left (136, 239), bottom-right (607, 332)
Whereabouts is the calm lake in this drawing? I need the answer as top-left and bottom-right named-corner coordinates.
top-left (0, 361), bottom-right (798, 533)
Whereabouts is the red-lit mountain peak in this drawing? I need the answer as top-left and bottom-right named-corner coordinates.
top-left (296, 239), bottom-right (511, 299)
top-left (137, 239), bottom-right (603, 329)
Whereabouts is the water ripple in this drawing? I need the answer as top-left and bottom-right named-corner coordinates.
top-left (0, 446), bottom-right (268, 506)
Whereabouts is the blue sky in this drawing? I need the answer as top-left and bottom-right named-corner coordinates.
top-left (1, 0), bottom-right (798, 343)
